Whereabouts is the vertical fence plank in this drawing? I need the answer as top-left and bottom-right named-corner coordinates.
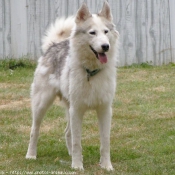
top-left (27, 0), bottom-right (36, 58)
top-left (27, 0), bottom-right (42, 58)
top-left (88, 0), bottom-right (103, 13)
top-left (67, 0), bottom-right (79, 15)
top-left (159, 0), bottom-right (171, 65)
top-left (54, 0), bottom-right (64, 17)
top-left (0, 0), bottom-right (4, 58)
top-left (113, 0), bottom-right (126, 66)
top-left (122, 0), bottom-right (136, 66)
top-left (110, 0), bottom-right (123, 66)
top-left (145, 0), bottom-right (153, 65)
top-left (3, 0), bottom-right (11, 58)
top-left (169, 0), bottom-right (175, 63)
top-left (10, 0), bottom-right (28, 58)
top-left (113, 0), bottom-right (136, 66)
top-left (135, 0), bottom-right (147, 64)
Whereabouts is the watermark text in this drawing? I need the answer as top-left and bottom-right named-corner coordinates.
top-left (0, 171), bottom-right (76, 175)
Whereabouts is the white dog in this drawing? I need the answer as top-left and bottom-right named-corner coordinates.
top-left (26, 1), bottom-right (119, 171)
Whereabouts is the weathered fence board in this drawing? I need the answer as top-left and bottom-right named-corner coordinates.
top-left (11, 0), bottom-right (28, 57)
top-left (0, 0), bottom-right (174, 66)
top-left (0, 0), bottom-right (3, 58)
top-left (169, 0), bottom-right (175, 63)
top-left (0, 0), bottom-right (11, 58)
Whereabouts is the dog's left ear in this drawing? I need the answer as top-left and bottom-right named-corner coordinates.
top-left (98, 1), bottom-right (113, 21)
top-left (75, 2), bottom-right (92, 23)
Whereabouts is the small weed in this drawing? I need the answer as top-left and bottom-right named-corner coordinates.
top-left (123, 62), bottom-right (153, 69)
top-left (0, 58), bottom-right (36, 70)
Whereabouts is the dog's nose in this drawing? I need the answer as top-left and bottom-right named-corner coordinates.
top-left (101, 44), bottom-right (109, 52)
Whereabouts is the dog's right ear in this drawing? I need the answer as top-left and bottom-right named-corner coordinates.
top-left (75, 3), bottom-right (92, 23)
top-left (98, 1), bottom-right (113, 21)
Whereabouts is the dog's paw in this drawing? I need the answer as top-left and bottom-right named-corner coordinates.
top-left (25, 155), bottom-right (36, 159)
top-left (100, 162), bottom-right (114, 171)
top-left (72, 163), bottom-right (84, 171)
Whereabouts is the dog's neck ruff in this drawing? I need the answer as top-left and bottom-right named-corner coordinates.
top-left (85, 68), bottom-right (101, 81)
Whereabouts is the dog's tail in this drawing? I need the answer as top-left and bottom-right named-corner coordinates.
top-left (42, 16), bottom-right (75, 53)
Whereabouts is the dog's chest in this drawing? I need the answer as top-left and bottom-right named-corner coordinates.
top-left (69, 71), bottom-right (116, 107)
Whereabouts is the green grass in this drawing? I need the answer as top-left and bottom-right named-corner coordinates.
top-left (0, 59), bottom-right (175, 175)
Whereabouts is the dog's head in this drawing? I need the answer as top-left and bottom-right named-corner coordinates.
top-left (71, 1), bottom-right (119, 66)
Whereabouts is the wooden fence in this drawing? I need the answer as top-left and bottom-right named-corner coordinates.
top-left (0, 0), bottom-right (175, 66)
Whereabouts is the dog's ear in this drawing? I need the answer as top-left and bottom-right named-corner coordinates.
top-left (98, 1), bottom-right (113, 21)
top-left (75, 3), bottom-right (92, 23)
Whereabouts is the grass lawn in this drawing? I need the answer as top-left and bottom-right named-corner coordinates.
top-left (0, 59), bottom-right (175, 175)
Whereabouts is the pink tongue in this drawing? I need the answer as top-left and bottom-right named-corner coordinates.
top-left (98, 53), bottom-right (107, 64)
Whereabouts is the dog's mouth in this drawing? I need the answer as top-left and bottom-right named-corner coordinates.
top-left (90, 46), bottom-right (107, 64)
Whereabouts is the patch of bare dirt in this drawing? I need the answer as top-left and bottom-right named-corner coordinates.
top-left (0, 98), bottom-right (30, 110)
top-left (0, 83), bottom-right (28, 89)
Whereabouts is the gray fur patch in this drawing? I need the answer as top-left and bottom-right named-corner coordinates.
top-left (43, 39), bottom-right (69, 76)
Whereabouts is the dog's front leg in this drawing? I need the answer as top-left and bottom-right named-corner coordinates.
top-left (97, 105), bottom-right (113, 171)
top-left (69, 106), bottom-right (84, 170)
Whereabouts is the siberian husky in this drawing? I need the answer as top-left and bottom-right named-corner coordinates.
top-left (26, 1), bottom-right (119, 171)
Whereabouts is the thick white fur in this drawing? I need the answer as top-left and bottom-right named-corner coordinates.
top-left (42, 16), bottom-right (75, 53)
top-left (26, 1), bottom-right (119, 171)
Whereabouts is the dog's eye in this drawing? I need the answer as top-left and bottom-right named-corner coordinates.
top-left (104, 30), bottom-right (108, 34)
top-left (89, 31), bottom-right (96, 35)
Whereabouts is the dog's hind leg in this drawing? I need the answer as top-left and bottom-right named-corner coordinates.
top-left (26, 84), bottom-right (56, 159)
top-left (97, 105), bottom-right (114, 171)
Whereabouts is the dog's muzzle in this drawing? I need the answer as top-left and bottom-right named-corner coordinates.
top-left (90, 45), bottom-right (108, 64)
